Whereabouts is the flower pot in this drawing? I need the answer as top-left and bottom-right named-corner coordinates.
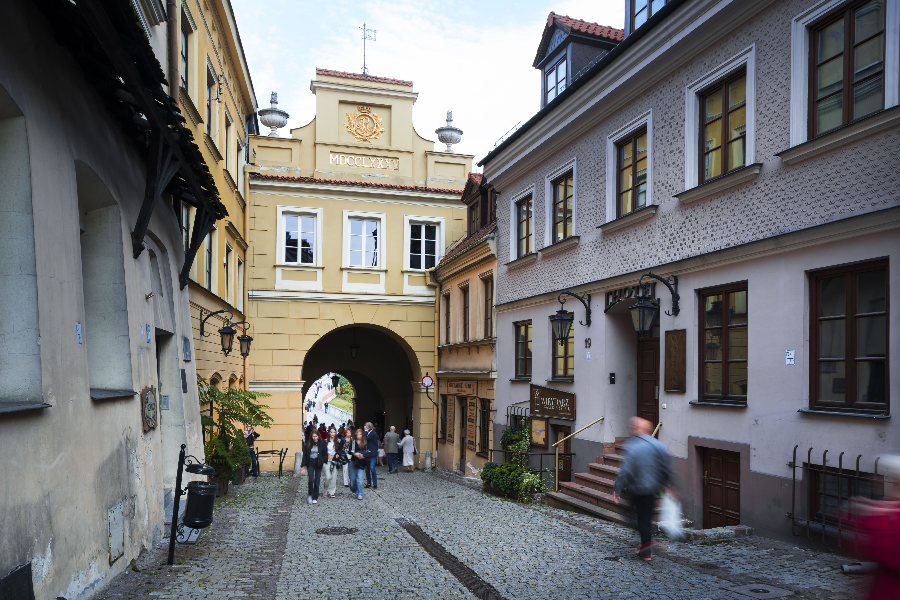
top-left (210, 476), bottom-right (229, 497)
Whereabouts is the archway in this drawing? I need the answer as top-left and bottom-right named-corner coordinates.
top-left (300, 325), bottom-right (418, 436)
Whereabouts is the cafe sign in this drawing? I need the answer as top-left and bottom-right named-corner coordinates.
top-left (448, 381), bottom-right (477, 396)
top-left (530, 384), bottom-right (575, 421)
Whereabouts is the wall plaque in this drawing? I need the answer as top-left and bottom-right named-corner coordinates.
top-left (446, 395), bottom-right (455, 444)
top-left (530, 384), bottom-right (576, 421)
top-left (448, 381), bottom-right (477, 396)
top-left (466, 398), bottom-right (477, 451)
top-left (664, 329), bottom-right (687, 393)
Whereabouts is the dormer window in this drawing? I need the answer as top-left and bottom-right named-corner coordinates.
top-left (546, 58), bottom-right (567, 104)
top-left (632, 0), bottom-right (667, 31)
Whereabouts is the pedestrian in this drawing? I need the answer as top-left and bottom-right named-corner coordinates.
top-left (300, 430), bottom-right (327, 504)
top-left (348, 428), bottom-right (375, 500)
top-left (363, 422), bottom-right (379, 489)
top-left (244, 424), bottom-right (260, 477)
top-left (321, 429), bottom-right (340, 498)
top-left (324, 401), bottom-right (329, 414)
top-left (383, 425), bottom-right (400, 474)
top-left (318, 422), bottom-right (327, 442)
top-left (612, 417), bottom-right (674, 561)
top-left (313, 414), bottom-right (318, 426)
top-left (377, 443), bottom-right (385, 466)
top-left (398, 429), bottom-right (416, 473)
top-left (339, 427), bottom-right (353, 487)
top-left (347, 419), bottom-right (354, 430)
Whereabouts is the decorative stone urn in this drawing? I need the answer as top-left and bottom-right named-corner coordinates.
top-left (258, 91), bottom-right (289, 137)
top-left (435, 110), bottom-right (463, 152)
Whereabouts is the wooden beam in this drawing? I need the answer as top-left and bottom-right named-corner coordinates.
top-left (132, 128), bottom-right (179, 258)
top-left (179, 206), bottom-right (213, 289)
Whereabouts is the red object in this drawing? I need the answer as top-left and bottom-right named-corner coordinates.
top-left (545, 12), bottom-right (625, 41)
top-left (850, 501), bottom-right (900, 599)
top-left (318, 425), bottom-right (327, 440)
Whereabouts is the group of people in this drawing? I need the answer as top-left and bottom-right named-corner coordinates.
top-left (299, 422), bottom-right (416, 503)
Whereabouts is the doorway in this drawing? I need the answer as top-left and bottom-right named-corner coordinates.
top-left (457, 396), bottom-right (468, 472)
top-left (636, 338), bottom-right (659, 426)
top-left (703, 448), bottom-right (741, 528)
top-left (553, 424), bottom-right (572, 483)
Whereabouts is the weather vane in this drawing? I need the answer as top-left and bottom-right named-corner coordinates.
top-left (360, 23), bottom-right (376, 76)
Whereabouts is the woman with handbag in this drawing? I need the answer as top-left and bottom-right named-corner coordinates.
top-left (398, 429), bottom-right (416, 473)
top-left (338, 427), bottom-right (352, 487)
top-left (321, 429), bottom-right (340, 498)
top-left (300, 430), bottom-right (327, 504)
top-left (347, 428), bottom-right (375, 499)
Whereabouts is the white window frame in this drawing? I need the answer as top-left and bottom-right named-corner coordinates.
top-left (205, 225), bottom-right (217, 292)
top-left (508, 185), bottom-right (535, 262)
top-left (403, 215), bottom-right (445, 271)
top-left (342, 210), bottom-right (387, 293)
top-left (275, 206), bottom-right (323, 292)
top-left (543, 157), bottom-right (577, 248)
top-left (545, 55), bottom-right (568, 105)
top-left (684, 44), bottom-right (756, 191)
top-left (606, 109), bottom-right (654, 222)
top-left (790, 0), bottom-right (899, 147)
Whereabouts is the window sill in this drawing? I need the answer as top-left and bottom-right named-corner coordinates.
top-left (277, 263), bottom-right (323, 269)
top-left (777, 106), bottom-right (900, 165)
top-left (0, 403), bottom-right (51, 415)
top-left (598, 205), bottom-right (657, 233)
top-left (798, 408), bottom-right (889, 419)
top-left (539, 236), bottom-right (579, 258)
top-left (510, 377), bottom-right (532, 383)
top-left (204, 134), bottom-right (223, 163)
top-left (341, 266), bottom-right (387, 272)
top-left (475, 452), bottom-right (489, 459)
top-left (675, 163), bottom-right (762, 204)
top-left (90, 389), bottom-right (138, 401)
top-left (505, 253), bottom-right (537, 271)
top-left (547, 378), bottom-right (574, 384)
top-left (689, 400), bottom-right (747, 408)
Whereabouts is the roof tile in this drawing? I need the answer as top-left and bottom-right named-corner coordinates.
top-left (249, 172), bottom-right (459, 194)
top-left (315, 68), bottom-right (413, 87)
top-left (547, 12), bottom-right (624, 41)
top-left (437, 222), bottom-right (496, 267)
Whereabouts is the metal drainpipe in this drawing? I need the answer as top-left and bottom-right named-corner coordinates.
top-left (167, 0), bottom-right (179, 104)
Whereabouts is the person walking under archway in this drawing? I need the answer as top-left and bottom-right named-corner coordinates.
top-left (338, 427), bottom-right (353, 488)
top-left (348, 428), bottom-right (374, 500)
top-left (383, 426), bottom-right (400, 474)
top-left (398, 429), bottom-right (416, 473)
top-left (363, 422), bottom-right (380, 489)
top-left (321, 429), bottom-right (340, 498)
top-left (300, 430), bottom-right (327, 504)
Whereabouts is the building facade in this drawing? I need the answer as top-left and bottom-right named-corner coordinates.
top-left (482, 0), bottom-right (899, 544)
top-left (0, 0), bottom-right (232, 597)
top-left (245, 69), bottom-right (472, 471)
top-left (431, 173), bottom-right (498, 476)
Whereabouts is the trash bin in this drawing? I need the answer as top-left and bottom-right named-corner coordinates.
top-left (182, 481), bottom-right (217, 529)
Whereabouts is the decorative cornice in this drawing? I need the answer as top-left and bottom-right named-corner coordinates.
top-left (223, 168), bottom-right (238, 192)
top-left (204, 134), bottom-right (223, 163)
top-left (249, 380), bottom-right (305, 392)
top-left (179, 88), bottom-right (202, 127)
top-left (776, 106), bottom-right (900, 165)
top-left (675, 164), bottom-right (762, 204)
top-left (310, 80), bottom-right (419, 103)
top-left (504, 253), bottom-right (537, 271)
top-left (599, 205), bottom-right (658, 233)
top-left (225, 221), bottom-right (248, 250)
top-left (248, 289), bottom-right (435, 305)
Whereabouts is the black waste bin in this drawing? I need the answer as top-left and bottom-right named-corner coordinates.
top-left (183, 481), bottom-right (217, 529)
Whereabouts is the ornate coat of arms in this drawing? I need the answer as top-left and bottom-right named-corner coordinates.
top-left (344, 106), bottom-right (384, 143)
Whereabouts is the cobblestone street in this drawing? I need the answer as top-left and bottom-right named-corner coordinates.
top-left (96, 471), bottom-right (870, 600)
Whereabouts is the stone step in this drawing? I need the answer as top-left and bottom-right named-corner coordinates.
top-left (573, 472), bottom-right (616, 493)
top-left (602, 453), bottom-right (624, 466)
top-left (558, 482), bottom-right (633, 516)
top-left (587, 462), bottom-right (619, 481)
top-left (546, 492), bottom-right (631, 527)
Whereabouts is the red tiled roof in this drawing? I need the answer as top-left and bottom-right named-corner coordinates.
top-left (437, 222), bottom-right (496, 267)
top-left (316, 68), bottom-right (413, 87)
top-left (467, 172), bottom-right (483, 185)
top-left (547, 12), bottom-right (624, 41)
top-left (249, 172), bottom-right (459, 194)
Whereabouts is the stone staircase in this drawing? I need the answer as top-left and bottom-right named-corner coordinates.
top-left (547, 437), bottom-right (657, 526)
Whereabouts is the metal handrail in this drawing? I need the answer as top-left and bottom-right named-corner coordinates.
top-left (552, 416), bottom-right (604, 492)
top-left (652, 422), bottom-right (662, 438)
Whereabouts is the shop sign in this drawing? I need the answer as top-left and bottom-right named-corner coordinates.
top-left (448, 381), bottom-right (477, 396)
top-left (530, 384), bottom-right (575, 421)
top-left (605, 281), bottom-right (656, 312)
top-left (466, 398), bottom-right (477, 451)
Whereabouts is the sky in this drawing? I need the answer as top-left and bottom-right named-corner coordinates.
top-left (230, 0), bottom-right (625, 167)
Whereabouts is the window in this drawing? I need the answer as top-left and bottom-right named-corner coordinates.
top-left (179, 17), bottom-right (189, 90)
top-left (224, 244), bottom-right (232, 302)
top-left (810, 465), bottom-right (883, 525)
top-left (468, 203), bottom-right (479, 235)
top-left (224, 113), bottom-right (232, 172)
top-left (181, 204), bottom-right (190, 251)
top-left (409, 223), bottom-right (437, 270)
top-left (236, 138), bottom-right (245, 193)
top-left (551, 312), bottom-right (574, 379)
top-left (439, 395), bottom-right (448, 439)
top-left (236, 257), bottom-right (244, 312)
top-left (810, 0), bottom-right (885, 137)
top-left (206, 70), bottom-right (215, 136)
top-left (349, 218), bottom-right (379, 267)
top-left (546, 58), bottom-right (567, 104)
top-left (204, 231), bottom-right (213, 290)
top-left (284, 213), bottom-right (315, 265)
top-left (516, 196), bottom-right (533, 257)
top-left (810, 260), bottom-right (887, 412)
top-left (700, 285), bottom-right (748, 403)
top-left (700, 71), bottom-right (747, 183)
top-left (443, 293), bottom-right (451, 344)
top-left (514, 321), bottom-right (533, 378)
top-left (632, 0), bottom-right (667, 30)
top-left (552, 172), bottom-right (573, 243)
top-left (617, 129), bottom-right (648, 216)
top-left (483, 276), bottom-right (493, 338)
top-left (461, 286), bottom-right (470, 342)
top-left (477, 398), bottom-right (491, 456)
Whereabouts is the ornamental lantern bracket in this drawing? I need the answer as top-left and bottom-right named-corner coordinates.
top-left (559, 290), bottom-right (592, 326)
top-left (550, 291), bottom-right (591, 346)
top-left (637, 271), bottom-right (679, 317)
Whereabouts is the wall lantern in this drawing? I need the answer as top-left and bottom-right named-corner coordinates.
top-left (199, 309), bottom-right (252, 358)
top-left (629, 271), bottom-right (679, 340)
top-left (331, 373), bottom-right (340, 391)
top-left (350, 327), bottom-right (359, 359)
top-left (167, 444), bottom-right (215, 565)
top-left (550, 291), bottom-right (591, 346)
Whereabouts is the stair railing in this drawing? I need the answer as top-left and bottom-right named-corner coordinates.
top-left (552, 416), bottom-right (604, 492)
top-left (652, 421), bottom-right (662, 438)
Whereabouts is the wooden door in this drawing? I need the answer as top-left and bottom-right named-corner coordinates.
top-left (637, 339), bottom-right (660, 426)
top-left (457, 396), bottom-right (467, 472)
top-left (703, 448), bottom-right (741, 528)
top-left (553, 425), bottom-right (572, 483)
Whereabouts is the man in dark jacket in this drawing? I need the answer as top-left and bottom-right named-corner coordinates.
top-left (363, 422), bottom-right (379, 489)
top-left (383, 426), bottom-right (400, 474)
top-left (613, 417), bottom-right (674, 561)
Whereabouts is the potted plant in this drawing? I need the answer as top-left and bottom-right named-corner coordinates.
top-left (198, 376), bottom-right (272, 495)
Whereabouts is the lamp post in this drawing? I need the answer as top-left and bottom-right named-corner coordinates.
top-left (628, 271), bottom-right (679, 340)
top-left (549, 291), bottom-right (592, 345)
top-left (167, 444), bottom-right (215, 565)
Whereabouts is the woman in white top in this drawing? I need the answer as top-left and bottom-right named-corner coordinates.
top-left (321, 429), bottom-right (339, 498)
top-left (398, 430), bottom-right (416, 473)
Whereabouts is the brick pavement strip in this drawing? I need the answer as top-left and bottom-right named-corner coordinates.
top-left (95, 470), bottom-right (871, 600)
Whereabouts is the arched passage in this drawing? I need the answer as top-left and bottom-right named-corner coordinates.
top-left (301, 325), bottom-right (418, 434)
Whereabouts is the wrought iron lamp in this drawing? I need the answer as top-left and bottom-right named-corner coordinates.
top-left (218, 322), bottom-right (236, 355)
top-left (238, 329), bottom-right (253, 359)
top-left (167, 444), bottom-right (215, 565)
top-left (199, 308), bottom-right (252, 358)
top-left (629, 271), bottom-right (679, 340)
top-left (331, 373), bottom-right (340, 391)
top-left (550, 291), bottom-right (591, 345)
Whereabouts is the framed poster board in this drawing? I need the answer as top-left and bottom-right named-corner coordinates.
top-left (664, 329), bottom-right (687, 393)
top-left (530, 417), bottom-right (548, 448)
top-left (530, 384), bottom-right (575, 420)
top-left (446, 395), bottom-right (455, 444)
top-left (466, 398), bottom-right (477, 451)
